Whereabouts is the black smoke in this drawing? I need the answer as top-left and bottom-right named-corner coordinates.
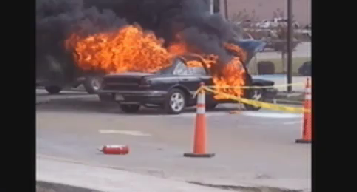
top-left (36, 0), bottom-right (238, 81)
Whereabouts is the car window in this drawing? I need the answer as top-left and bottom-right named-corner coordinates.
top-left (174, 60), bottom-right (208, 76)
top-left (173, 60), bottom-right (190, 75)
top-left (186, 67), bottom-right (207, 76)
top-left (156, 65), bottom-right (174, 74)
top-left (172, 59), bottom-right (208, 76)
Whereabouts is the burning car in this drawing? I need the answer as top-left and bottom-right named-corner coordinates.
top-left (45, 0), bottom-right (279, 113)
top-left (96, 40), bottom-right (277, 114)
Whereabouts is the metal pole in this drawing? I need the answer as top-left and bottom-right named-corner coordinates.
top-left (209, 0), bottom-right (214, 14)
top-left (224, 0), bottom-right (228, 19)
top-left (287, 0), bottom-right (293, 92)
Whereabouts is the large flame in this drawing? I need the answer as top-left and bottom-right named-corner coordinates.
top-left (66, 25), bottom-right (247, 99)
top-left (66, 25), bottom-right (173, 73)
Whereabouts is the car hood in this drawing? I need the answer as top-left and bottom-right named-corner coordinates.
top-left (233, 40), bottom-right (266, 66)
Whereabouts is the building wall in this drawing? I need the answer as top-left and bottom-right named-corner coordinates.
top-left (219, 0), bottom-right (311, 25)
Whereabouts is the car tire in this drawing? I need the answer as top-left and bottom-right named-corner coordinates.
top-left (45, 86), bottom-right (62, 94)
top-left (165, 88), bottom-right (186, 114)
top-left (83, 76), bottom-right (102, 94)
top-left (120, 104), bottom-right (140, 113)
top-left (244, 89), bottom-right (263, 111)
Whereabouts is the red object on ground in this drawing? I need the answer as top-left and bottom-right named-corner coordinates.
top-left (100, 145), bottom-right (129, 155)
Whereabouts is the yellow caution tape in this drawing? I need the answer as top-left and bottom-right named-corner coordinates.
top-left (193, 82), bottom-right (306, 98)
top-left (203, 86), bottom-right (310, 113)
top-left (192, 86), bottom-right (205, 98)
top-left (206, 82), bottom-right (305, 89)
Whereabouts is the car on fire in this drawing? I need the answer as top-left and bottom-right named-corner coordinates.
top-left (97, 40), bottom-right (278, 114)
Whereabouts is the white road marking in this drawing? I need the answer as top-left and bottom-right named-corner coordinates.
top-left (242, 112), bottom-right (302, 118)
top-left (283, 121), bottom-right (302, 125)
top-left (177, 112), bottom-right (227, 117)
top-left (99, 130), bottom-right (151, 136)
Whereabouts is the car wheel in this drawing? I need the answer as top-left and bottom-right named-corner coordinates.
top-left (244, 89), bottom-right (263, 111)
top-left (84, 76), bottom-right (102, 94)
top-left (120, 104), bottom-right (140, 113)
top-left (44, 86), bottom-right (62, 94)
top-left (165, 88), bottom-right (186, 114)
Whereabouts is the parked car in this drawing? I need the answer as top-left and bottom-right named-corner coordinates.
top-left (298, 61), bottom-right (311, 76)
top-left (97, 55), bottom-right (277, 114)
top-left (255, 17), bottom-right (299, 29)
top-left (36, 55), bottom-right (104, 94)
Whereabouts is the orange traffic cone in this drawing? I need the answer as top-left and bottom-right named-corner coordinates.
top-left (296, 78), bottom-right (312, 143)
top-left (184, 82), bottom-right (215, 158)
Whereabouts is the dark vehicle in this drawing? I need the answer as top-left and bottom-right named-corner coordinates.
top-left (298, 61), bottom-right (311, 76)
top-left (97, 40), bottom-right (277, 114)
top-left (36, 55), bottom-right (104, 94)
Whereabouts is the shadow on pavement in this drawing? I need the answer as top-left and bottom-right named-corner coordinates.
top-left (36, 92), bottom-right (90, 97)
top-left (36, 97), bottom-right (241, 116)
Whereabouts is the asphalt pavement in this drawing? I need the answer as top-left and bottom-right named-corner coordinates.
top-left (36, 89), bottom-right (311, 191)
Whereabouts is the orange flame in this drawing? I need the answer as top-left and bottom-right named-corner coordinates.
top-left (66, 25), bottom-right (173, 73)
top-left (213, 57), bottom-right (246, 99)
top-left (224, 42), bottom-right (247, 64)
top-left (66, 25), bottom-right (246, 99)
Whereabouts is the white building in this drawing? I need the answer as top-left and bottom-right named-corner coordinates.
top-left (206, 0), bottom-right (311, 26)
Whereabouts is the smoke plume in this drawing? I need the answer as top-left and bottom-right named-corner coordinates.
top-left (36, 0), bottom-right (238, 81)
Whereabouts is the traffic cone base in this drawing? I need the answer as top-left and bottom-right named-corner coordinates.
top-left (295, 139), bottom-right (311, 144)
top-left (183, 152), bottom-right (215, 158)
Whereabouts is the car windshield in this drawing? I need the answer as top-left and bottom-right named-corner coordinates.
top-left (155, 59), bottom-right (187, 75)
top-left (155, 65), bottom-right (174, 74)
top-left (155, 58), bottom-right (207, 76)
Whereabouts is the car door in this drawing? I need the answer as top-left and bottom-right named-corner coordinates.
top-left (172, 60), bottom-right (201, 92)
top-left (186, 67), bottom-right (216, 104)
top-left (172, 61), bottom-right (214, 104)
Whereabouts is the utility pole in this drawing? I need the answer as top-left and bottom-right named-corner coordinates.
top-left (224, 0), bottom-right (228, 19)
top-left (287, 0), bottom-right (293, 92)
top-left (209, 0), bottom-right (214, 14)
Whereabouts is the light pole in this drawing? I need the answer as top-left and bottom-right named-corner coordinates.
top-left (287, 0), bottom-right (293, 92)
top-left (209, 0), bottom-right (214, 14)
top-left (224, 0), bottom-right (228, 19)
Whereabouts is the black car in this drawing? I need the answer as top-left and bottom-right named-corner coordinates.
top-left (36, 54), bottom-right (105, 94)
top-left (298, 61), bottom-right (311, 76)
top-left (97, 56), bottom-right (278, 114)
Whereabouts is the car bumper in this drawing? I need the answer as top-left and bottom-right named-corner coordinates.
top-left (263, 88), bottom-right (278, 101)
top-left (98, 90), bottom-right (167, 105)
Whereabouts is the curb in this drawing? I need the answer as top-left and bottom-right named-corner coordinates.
top-left (37, 181), bottom-right (103, 192)
top-left (37, 155), bottom-right (310, 192)
top-left (274, 99), bottom-right (303, 106)
top-left (189, 181), bottom-right (308, 192)
top-left (274, 92), bottom-right (304, 106)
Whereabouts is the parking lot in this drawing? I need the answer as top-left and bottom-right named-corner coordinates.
top-left (36, 88), bottom-right (311, 190)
